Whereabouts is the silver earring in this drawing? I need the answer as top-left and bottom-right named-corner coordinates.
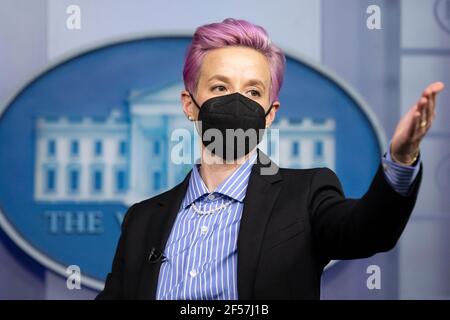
top-left (188, 116), bottom-right (194, 121)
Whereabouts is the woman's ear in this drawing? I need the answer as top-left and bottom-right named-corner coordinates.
top-left (181, 90), bottom-right (196, 121)
top-left (265, 101), bottom-right (280, 128)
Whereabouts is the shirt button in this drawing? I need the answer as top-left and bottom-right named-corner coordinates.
top-left (189, 269), bottom-right (197, 278)
top-left (207, 193), bottom-right (215, 201)
top-left (201, 225), bottom-right (208, 234)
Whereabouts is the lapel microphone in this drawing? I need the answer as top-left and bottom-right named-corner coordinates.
top-left (148, 247), bottom-right (166, 264)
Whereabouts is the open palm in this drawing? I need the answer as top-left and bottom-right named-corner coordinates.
top-left (390, 82), bottom-right (445, 164)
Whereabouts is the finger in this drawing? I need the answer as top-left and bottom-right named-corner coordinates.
top-left (423, 82), bottom-right (445, 96)
top-left (426, 95), bottom-right (434, 129)
top-left (422, 87), bottom-right (432, 98)
top-left (431, 81), bottom-right (445, 93)
top-left (430, 91), bottom-right (437, 118)
top-left (412, 110), bottom-right (423, 140)
top-left (412, 100), bottom-right (423, 135)
top-left (416, 97), bottom-right (428, 134)
top-left (422, 82), bottom-right (444, 101)
top-left (426, 84), bottom-right (440, 120)
top-left (422, 89), bottom-right (434, 119)
top-left (422, 82), bottom-right (444, 121)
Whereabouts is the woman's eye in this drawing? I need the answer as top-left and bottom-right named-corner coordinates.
top-left (249, 90), bottom-right (261, 97)
top-left (212, 85), bottom-right (226, 92)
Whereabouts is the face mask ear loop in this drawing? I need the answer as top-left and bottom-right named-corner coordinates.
top-left (188, 92), bottom-right (201, 110)
top-left (264, 103), bottom-right (274, 117)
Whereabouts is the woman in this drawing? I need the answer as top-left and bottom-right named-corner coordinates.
top-left (97, 18), bottom-right (444, 300)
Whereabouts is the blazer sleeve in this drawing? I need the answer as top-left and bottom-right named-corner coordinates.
top-left (309, 160), bottom-right (423, 261)
top-left (95, 203), bottom-right (137, 300)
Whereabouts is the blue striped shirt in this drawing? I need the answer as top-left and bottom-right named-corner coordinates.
top-left (156, 144), bottom-right (420, 300)
top-left (156, 151), bottom-right (258, 300)
top-left (382, 140), bottom-right (421, 196)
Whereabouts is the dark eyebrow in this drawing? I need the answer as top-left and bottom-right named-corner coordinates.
top-left (207, 74), bottom-right (266, 91)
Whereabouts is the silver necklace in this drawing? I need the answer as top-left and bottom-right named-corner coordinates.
top-left (191, 198), bottom-right (233, 215)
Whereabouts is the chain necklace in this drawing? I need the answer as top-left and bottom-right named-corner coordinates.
top-left (191, 198), bottom-right (234, 215)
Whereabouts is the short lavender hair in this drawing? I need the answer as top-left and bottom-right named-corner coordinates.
top-left (183, 18), bottom-right (286, 102)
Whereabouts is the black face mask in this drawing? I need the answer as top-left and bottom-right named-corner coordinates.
top-left (189, 92), bottom-right (274, 161)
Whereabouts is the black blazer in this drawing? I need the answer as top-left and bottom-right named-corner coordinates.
top-left (97, 149), bottom-right (422, 300)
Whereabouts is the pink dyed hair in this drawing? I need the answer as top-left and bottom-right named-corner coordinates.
top-left (183, 18), bottom-right (286, 102)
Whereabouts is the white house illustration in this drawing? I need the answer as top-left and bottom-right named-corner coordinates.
top-left (33, 83), bottom-right (335, 205)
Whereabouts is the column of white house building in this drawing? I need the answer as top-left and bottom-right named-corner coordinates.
top-left (34, 110), bottom-right (129, 203)
top-left (270, 118), bottom-right (335, 170)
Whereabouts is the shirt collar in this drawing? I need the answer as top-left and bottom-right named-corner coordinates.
top-left (181, 150), bottom-right (258, 208)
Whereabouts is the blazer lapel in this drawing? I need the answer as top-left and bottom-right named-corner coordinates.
top-left (237, 149), bottom-right (283, 299)
top-left (137, 170), bottom-right (191, 299)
